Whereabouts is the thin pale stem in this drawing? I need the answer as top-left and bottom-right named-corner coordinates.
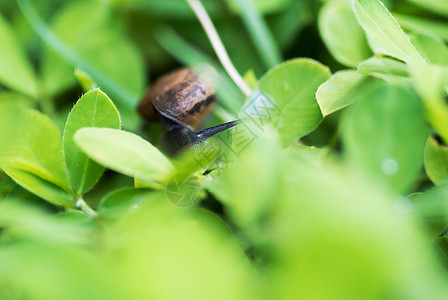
top-left (185, 0), bottom-right (252, 97)
top-left (76, 198), bottom-right (97, 217)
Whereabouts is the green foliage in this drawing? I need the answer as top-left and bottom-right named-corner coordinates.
top-left (342, 85), bottom-right (428, 194)
top-left (74, 128), bottom-right (174, 185)
top-left (63, 89), bottom-right (121, 196)
top-left (318, 0), bottom-right (372, 67)
top-left (352, 0), bottom-right (425, 63)
top-left (257, 58), bottom-right (331, 144)
top-left (317, 70), bottom-right (381, 116)
top-left (2, 0), bottom-right (448, 299)
top-left (0, 13), bottom-right (37, 97)
top-left (424, 135), bottom-right (448, 186)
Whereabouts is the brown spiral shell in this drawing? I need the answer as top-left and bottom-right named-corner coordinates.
top-left (137, 67), bottom-right (217, 129)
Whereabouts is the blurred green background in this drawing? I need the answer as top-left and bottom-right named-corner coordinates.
top-left (1, 0), bottom-right (448, 299)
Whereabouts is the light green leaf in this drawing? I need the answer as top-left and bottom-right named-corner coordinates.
top-left (0, 13), bottom-right (37, 97)
top-left (394, 13), bottom-right (448, 41)
top-left (342, 85), bottom-right (428, 194)
top-left (74, 69), bottom-right (96, 92)
top-left (316, 70), bottom-right (382, 117)
top-left (424, 135), bottom-right (448, 186)
top-left (204, 129), bottom-right (281, 227)
top-left (405, 0), bottom-right (448, 17)
top-left (351, 0), bottom-right (425, 63)
top-left (255, 58), bottom-right (331, 144)
top-left (63, 89), bottom-right (121, 196)
top-left (318, 1), bottom-right (372, 67)
top-left (409, 63), bottom-right (448, 144)
top-left (74, 128), bottom-right (174, 184)
top-left (409, 33), bottom-right (448, 66)
top-left (357, 56), bottom-right (411, 83)
top-left (358, 56), bottom-right (409, 76)
top-left (1, 162), bottom-right (73, 207)
top-left (1, 108), bottom-right (69, 191)
top-left (243, 69), bottom-right (258, 90)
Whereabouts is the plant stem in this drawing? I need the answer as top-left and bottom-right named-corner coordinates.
top-left (185, 0), bottom-right (252, 97)
top-left (76, 198), bottom-right (97, 217)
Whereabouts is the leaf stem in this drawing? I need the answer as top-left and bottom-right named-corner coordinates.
top-left (76, 198), bottom-right (97, 217)
top-left (185, 0), bottom-right (252, 97)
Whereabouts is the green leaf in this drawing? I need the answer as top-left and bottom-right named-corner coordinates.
top-left (318, 0), bottom-right (372, 67)
top-left (63, 89), bottom-right (121, 196)
top-left (74, 128), bottom-right (174, 184)
top-left (1, 162), bottom-right (73, 207)
top-left (409, 33), bottom-right (448, 66)
top-left (405, 0), bottom-right (448, 17)
top-left (0, 13), bottom-right (37, 97)
top-left (74, 69), bottom-right (96, 92)
top-left (351, 0), bottom-right (425, 63)
top-left (1, 108), bottom-right (69, 191)
top-left (410, 186), bottom-right (448, 237)
top-left (316, 70), bottom-right (382, 117)
top-left (357, 56), bottom-right (411, 83)
top-left (204, 130), bottom-right (281, 227)
top-left (358, 56), bottom-right (409, 77)
top-left (424, 135), bottom-right (448, 186)
top-left (409, 63), bottom-right (448, 144)
top-left (255, 58), bottom-right (331, 144)
top-left (342, 85), bottom-right (428, 194)
top-left (394, 13), bottom-right (448, 41)
top-left (98, 188), bottom-right (160, 217)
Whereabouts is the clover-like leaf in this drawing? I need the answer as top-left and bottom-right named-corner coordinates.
top-left (342, 85), bottom-right (428, 194)
top-left (74, 128), bottom-right (174, 184)
top-left (352, 0), bottom-right (425, 63)
top-left (1, 162), bottom-right (73, 207)
top-left (409, 33), bottom-right (448, 66)
top-left (424, 135), bottom-right (448, 186)
top-left (63, 89), bottom-right (121, 196)
top-left (316, 70), bottom-right (382, 117)
top-left (1, 109), bottom-right (69, 191)
top-left (318, 0), bottom-right (372, 67)
top-left (255, 58), bottom-right (331, 144)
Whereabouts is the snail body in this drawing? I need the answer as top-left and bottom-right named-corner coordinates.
top-left (138, 67), bottom-right (239, 155)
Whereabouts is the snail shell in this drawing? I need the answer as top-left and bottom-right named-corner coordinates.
top-left (137, 67), bottom-right (217, 129)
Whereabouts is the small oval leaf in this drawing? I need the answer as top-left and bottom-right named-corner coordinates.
top-left (63, 88), bottom-right (121, 195)
top-left (256, 58), bottom-right (331, 144)
top-left (352, 0), bottom-right (425, 63)
top-left (424, 135), bottom-right (448, 186)
top-left (74, 128), bottom-right (174, 184)
top-left (318, 1), bottom-right (372, 67)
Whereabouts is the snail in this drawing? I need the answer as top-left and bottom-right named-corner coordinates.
top-left (138, 66), bottom-right (239, 155)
